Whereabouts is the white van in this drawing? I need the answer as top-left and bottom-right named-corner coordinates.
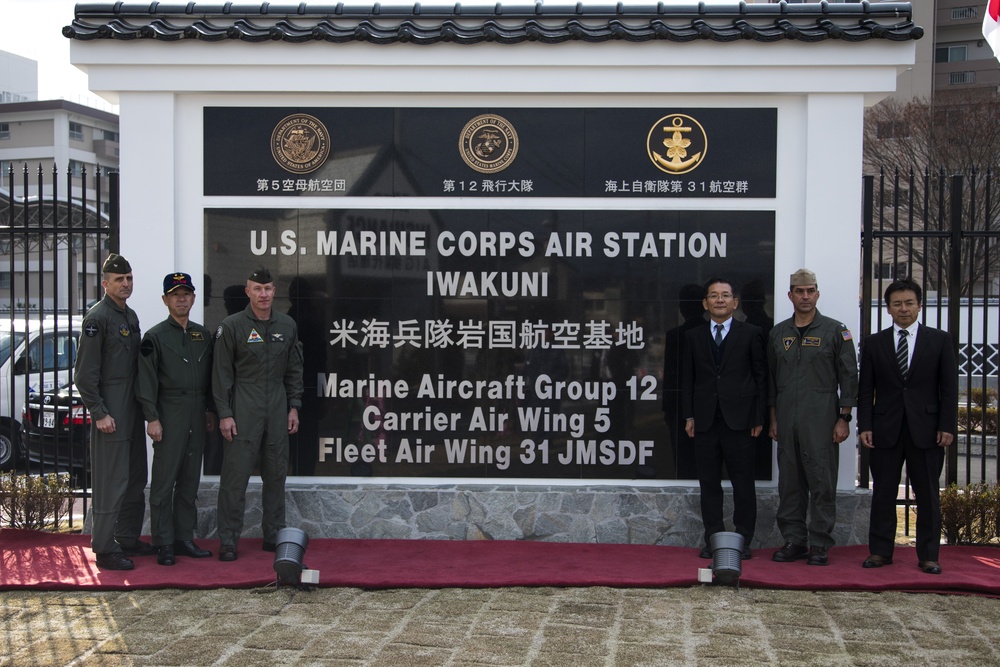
top-left (0, 317), bottom-right (81, 469)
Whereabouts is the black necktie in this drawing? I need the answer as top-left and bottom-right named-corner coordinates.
top-left (714, 324), bottom-right (724, 347)
top-left (897, 329), bottom-right (909, 376)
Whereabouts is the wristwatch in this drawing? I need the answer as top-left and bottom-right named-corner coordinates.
top-left (838, 413), bottom-right (852, 423)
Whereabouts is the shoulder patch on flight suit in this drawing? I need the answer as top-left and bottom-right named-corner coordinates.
top-left (191, 331), bottom-right (204, 341)
top-left (215, 325), bottom-right (223, 339)
top-left (782, 337), bottom-right (795, 351)
top-left (247, 328), bottom-right (263, 344)
top-left (840, 329), bottom-right (853, 341)
top-left (84, 322), bottom-right (99, 337)
top-left (119, 324), bottom-right (131, 337)
top-left (140, 338), bottom-right (155, 356)
top-left (270, 332), bottom-right (284, 342)
top-left (802, 336), bottom-right (821, 347)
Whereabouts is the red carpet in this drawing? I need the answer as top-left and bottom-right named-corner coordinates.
top-left (2, 529), bottom-right (998, 595)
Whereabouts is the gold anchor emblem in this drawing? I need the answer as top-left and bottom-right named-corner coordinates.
top-left (647, 114), bottom-right (708, 175)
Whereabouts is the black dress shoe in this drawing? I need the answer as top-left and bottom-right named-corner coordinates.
top-left (174, 540), bottom-right (212, 558)
top-left (262, 541), bottom-right (277, 553)
top-left (699, 545), bottom-right (711, 559)
top-left (863, 554), bottom-right (892, 569)
top-left (772, 542), bottom-right (809, 562)
top-left (219, 545), bottom-right (238, 562)
top-left (118, 540), bottom-right (157, 557)
top-left (807, 546), bottom-right (829, 566)
top-left (157, 545), bottom-right (176, 566)
top-left (96, 552), bottom-right (134, 571)
top-left (742, 545), bottom-right (753, 560)
top-left (919, 560), bottom-right (942, 575)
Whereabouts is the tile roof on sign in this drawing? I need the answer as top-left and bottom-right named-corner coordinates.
top-left (63, 1), bottom-right (923, 45)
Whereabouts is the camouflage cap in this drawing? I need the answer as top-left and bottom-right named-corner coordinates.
top-left (163, 272), bottom-right (195, 294)
top-left (248, 267), bottom-right (273, 284)
top-left (102, 253), bottom-right (132, 274)
top-left (789, 268), bottom-right (817, 288)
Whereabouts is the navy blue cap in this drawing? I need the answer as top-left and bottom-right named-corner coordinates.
top-left (163, 272), bottom-right (195, 294)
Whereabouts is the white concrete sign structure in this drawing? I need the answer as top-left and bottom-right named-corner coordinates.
top-left (64, 2), bottom-right (920, 545)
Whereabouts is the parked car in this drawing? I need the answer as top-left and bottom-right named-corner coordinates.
top-left (0, 317), bottom-right (81, 470)
top-left (21, 383), bottom-right (91, 485)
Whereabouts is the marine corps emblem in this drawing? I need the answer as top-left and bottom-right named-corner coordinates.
top-left (271, 114), bottom-right (331, 174)
top-left (646, 114), bottom-right (708, 175)
top-left (459, 114), bottom-right (519, 174)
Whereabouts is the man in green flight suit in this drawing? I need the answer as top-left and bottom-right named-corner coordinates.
top-left (213, 268), bottom-right (304, 562)
top-left (768, 269), bottom-right (858, 566)
top-left (75, 253), bottom-right (154, 571)
top-left (136, 272), bottom-right (215, 566)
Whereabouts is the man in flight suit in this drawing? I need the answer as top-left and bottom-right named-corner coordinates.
top-left (75, 253), bottom-right (153, 570)
top-left (213, 268), bottom-right (304, 561)
top-left (768, 269), bottom-right (858, 566)
top-left (136, 273), bottom-right (215, 566)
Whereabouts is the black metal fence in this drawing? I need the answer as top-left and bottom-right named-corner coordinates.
top-left (861, 168), bottom-right (1000, 525)
top-left (2, 162), bottom-right (997, 531)
top-left (1, 162), bottom-right (119, 529)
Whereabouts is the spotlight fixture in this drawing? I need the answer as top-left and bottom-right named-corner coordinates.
top-left (709, 531), bottom-right (744, 586)
top-left (273, 527), bottom-right (309, 588)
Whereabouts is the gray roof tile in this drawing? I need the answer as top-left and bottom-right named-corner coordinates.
top-left (63, 1), bottom-right (923, 44)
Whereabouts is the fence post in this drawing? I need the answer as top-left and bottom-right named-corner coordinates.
top-left (859, 175), bottom-right (874, 489)
top-left (947, 174), bottom-right (963, 487)
top-left (109, 171), bottom-right (120, 255)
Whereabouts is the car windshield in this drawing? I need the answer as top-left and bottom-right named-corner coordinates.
top-left (0, 331), bottom-right (26, 366)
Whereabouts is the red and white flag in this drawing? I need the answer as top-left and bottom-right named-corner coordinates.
top-left (984, 0), bottom-right (1000, 60)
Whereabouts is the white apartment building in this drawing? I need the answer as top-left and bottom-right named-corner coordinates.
top-left (0, 50), bottom-right (37, 104)
top-left (1, 51), bottom-right (118, 315)
top-left (0, 99), bottom-right (119, 208)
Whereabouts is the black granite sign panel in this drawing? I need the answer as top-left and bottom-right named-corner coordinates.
top-left (203, 209), bottom-right (775, 480)
top-left (204, 108), bottom-right (777, 198)
top-left (203, 107), bottom-right (395, 197)
top-left (584, 108), bottom-right (778, 198)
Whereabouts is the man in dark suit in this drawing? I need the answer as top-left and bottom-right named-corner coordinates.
top-left (681, 278), bottom-right (767, 559)
top-left (858, 278), bottom-right (957, 575)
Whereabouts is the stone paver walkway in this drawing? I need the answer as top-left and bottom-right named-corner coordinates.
top-left (2, 586), bottom-right (999, 666)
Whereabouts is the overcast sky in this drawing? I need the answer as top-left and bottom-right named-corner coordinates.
top-left (0, 0), bottom-right (101, 106)
top-left (1, 0), bottom-right (725, 113)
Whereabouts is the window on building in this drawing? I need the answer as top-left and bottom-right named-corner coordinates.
top-left (68, 160), bottom-right (85, 177)
top-left (936, 45), bottom-right (968, 63)
top-left (0, 122), bottom-right (9, 140)
top-left (876, 121), bottom-right (909, 139)
top-left (952, 6), bottom-right (978, 19)
top-left (96, 129), bottom-right (119, 142)
top-left (0, 273), bottom-right (10, 290)
top-left (875, 261), bottom-right (909, 280)
top-left (950, 71), bottom-right (977, 85)
top-left (69, 122), bottom-right (84, 141)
